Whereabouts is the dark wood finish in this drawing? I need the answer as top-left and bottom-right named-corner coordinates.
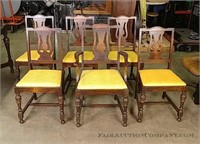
top-left (111, 0), bottom-right (137, 42)
top-left (136, 26), bottom-right (187, 122)
top-left (63, 15), bottom-right (95, 93)
top-left (74, 24), bottom-right (129, 127)
top-left (15, 15), bottom-right (54, 80)
top-left (108, 16), bottom-right (138, 82)
top-left (1, 25), bottom-right (14, 73)
top-left (14, 27), bottom-right (65, 124)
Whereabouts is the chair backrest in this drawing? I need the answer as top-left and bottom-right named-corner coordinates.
top-left (82, 23), bottom-right (122, 69)
top-left (108, 16), bottom-right (137, 50)
top-left (26, 27), bottom-right (63, 69)
top-left (65, 15), bottom-right (94, 49)
top-left (25, 14), bottom-right (54, 28)
top-left (138, 26), bottom-right (174, 70)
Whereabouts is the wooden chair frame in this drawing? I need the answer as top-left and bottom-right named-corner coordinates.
top-left (108, 16), bottom-right (138, 80)
top-left (63, 15), bottom-right (95, 93)
top-left (14, 27), bottom-right (65, 124)
top-left (136, 26), bottom-right (187, 122)
top-left (74, 23), bottom-right (129, 127)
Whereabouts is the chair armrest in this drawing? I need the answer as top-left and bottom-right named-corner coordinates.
top-left (74, 51), bottom-right (83, 66)
top-left (74, 51), bottom-right (83, 82)
top-left (119, 51), bottom-right (128, 82)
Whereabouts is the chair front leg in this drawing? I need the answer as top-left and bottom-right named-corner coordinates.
top-left (58, 94), bottom-right (65, 124)
top-left (15, 93), bottom-right (24, 124)
top-left (177, 91), bottom-right (187, 122)
top-left (122, 90), bottom-right (129, 127)
top-left (122, 94), bottom-right (129, 127)
top-left (137, 92), bottom-right (146, 123)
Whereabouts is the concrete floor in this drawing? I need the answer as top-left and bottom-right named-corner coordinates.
top-left (1, 28), bottom-right (200, 144)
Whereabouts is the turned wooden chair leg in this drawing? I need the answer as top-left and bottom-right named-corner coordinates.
top-left (15, 93), bottom-right (24, 124)
top-left (122, 95), bottom-right (129, 127)
top-left (76, 95), bottom-right (81, 127)
top-left (137, 93), bottom-right (146, 123)
top-left (15, 65), bottom-right (20, 80)
top-left (177, 91), bottom-right (187, 122)
top-left (58, 94), bottom-right (65, 124)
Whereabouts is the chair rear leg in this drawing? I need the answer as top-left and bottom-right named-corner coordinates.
top-left (15, 93), bottom-right (24, 124)
top-left (130, 65), bottom-right (134, 78)
top-left (65, 67), bottom-right (73, 93)
top-left (15, 64), bottom-right (20, 80)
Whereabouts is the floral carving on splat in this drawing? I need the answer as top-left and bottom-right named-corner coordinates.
top-left (92, 24), bottom-right (110, 61)
top-left (36, 27), bottom-right (53, 60)
top-left (148, 30), bottom-right (164, 59)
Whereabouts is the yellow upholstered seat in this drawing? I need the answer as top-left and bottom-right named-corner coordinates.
top-left (139, 69), bottom-right (186, 86)
top-left (63, 51), bottom-right (94, 63)
top-left (16, 70), bottom-right (62, 87)
top-left (16, 50), bottom-right (53, 62)
top-left (77, 69), bottom-right (127, 90)
top-left (16, 50), bottom-right (40, 62)
top-left (109, 51), bottom-right (138, 63)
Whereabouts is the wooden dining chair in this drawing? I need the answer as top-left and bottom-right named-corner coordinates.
top-left (74, 24), bottom-right (129, 127)
top-left (14, 27), bottom-right (65, 124)
top-left (15, 14), bottom-right (54, 80)
top-left (108, 16), bottom-right (138, 80)
top-left (136, 26), bottom-right (187, 122)
top-left (63, 15), bottom-right (95, 93)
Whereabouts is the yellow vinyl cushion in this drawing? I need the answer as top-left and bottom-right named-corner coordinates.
top-left (16, 50), bottom-right (40, 62)
top-left (63, 51), bottom-right (94, 63)
top-left (16, 50), bottom-right (53, 62)
top-left (139, 69), bottom-right (186, 86)
top-left (77, 69), bottom-right (127, 90)
top-left (16, 70), bottom-right (62, 87)
top-left (108, 51), bottom-right (138, 63)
